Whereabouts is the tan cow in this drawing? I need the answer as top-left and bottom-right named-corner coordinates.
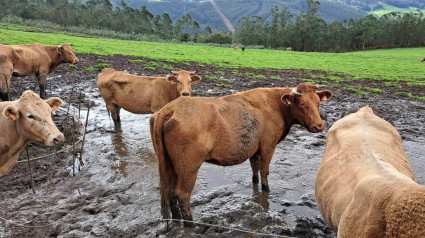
top-left (286, 47), bottom-right (292, 51)
top-left (97, 68), bottom-right (201, 126)
top-left (315, 106), bottom-right (425, 237)
top-left (150, 83), bottom-right (332, 226)
top-left (0, 90), bottom-right (64, 176)
top-left (0, 43), bottom-right (79, 101)
top-left (0, 44), bottom-right (18, 101)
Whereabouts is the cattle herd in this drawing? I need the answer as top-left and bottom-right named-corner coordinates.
top-left (0, 43), bottom-right (424, 237)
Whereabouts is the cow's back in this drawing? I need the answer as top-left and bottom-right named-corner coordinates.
top-left (315, 106), bottom-right (418, 235)
top-left (97, 69), bottom-right (172, 114)
top-left (11, 44), bottom-right (49, 75)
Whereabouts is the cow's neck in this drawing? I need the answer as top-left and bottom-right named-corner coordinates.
top-left (168, 84), bottom-right (180, 101)
top-left (44, 46), bottom-right (62, 73)
top-left (279, 96), bottom-right (296, 141)
top-left (0, 120), bottom-right (29, 176)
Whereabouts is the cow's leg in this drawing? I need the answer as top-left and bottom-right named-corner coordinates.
top-left (259, 147), bottom-right (277, 192)
top-left (175, 168), bottom-right (200, 228)
top-left (37, 73), bottom-right (48, 99)
top-left (0, 72), bottom-right (11, 101)
top-left (114, 104), bottom-right (121, 123)
top-left (169, 179), bottom-right (182, 221)
top-left (106, 104), bottom-right (119, 126)
top-left (0, 90), bottom-right (9, 101)
top-left (249, 154), bottom-right (260, 183)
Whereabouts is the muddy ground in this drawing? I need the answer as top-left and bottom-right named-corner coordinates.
top-left (0, 54), bottom-right (424, 238)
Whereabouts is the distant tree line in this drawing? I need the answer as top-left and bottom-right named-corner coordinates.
top-left (234, 0), bottom-right (425, 51)
top-left (0, 0), bottom-right (207, 42)
top-left (1, 0), bottom-right (425, 51)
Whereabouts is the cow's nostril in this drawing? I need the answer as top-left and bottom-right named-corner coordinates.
top-left (182, 92), bottom-right (190, 96)
top-left (53, 134), bottom-right (65, 145)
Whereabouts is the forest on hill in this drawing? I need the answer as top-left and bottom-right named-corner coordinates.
top-left (1, 0), bottom-right (425, 52)
top-left (105, 0), bottom-right (425, 31)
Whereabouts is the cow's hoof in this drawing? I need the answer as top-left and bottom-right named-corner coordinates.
top-left (252, 175), bottom-right (259, 183)
top-left (261, 184), bottom-right (270, 192)
top-left (183, 220), bottom-right (196, 228)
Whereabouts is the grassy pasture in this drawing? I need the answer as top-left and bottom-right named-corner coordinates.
top-left (0, 24), bottom-right (424, 99)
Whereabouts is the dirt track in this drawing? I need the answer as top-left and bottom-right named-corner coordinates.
top-left (1, 54), bottom-right (424, 237)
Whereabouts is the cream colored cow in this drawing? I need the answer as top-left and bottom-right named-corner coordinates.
top-left (0, 90), bottom-right (64, 176)
top-left (315, 106), bottom-right (425, 237)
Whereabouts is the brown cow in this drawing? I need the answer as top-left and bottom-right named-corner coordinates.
top-left (150, 83), bottom-right (332, 226)
top-left (315, 106), bottom-right (425, 237)
top-left (286, 47), bottom-right (292, 51)
top-left (0, 90), bottom-right (64, 176)
top-left (0, 43), bottom-right (79, 101)
top-left (97, 68), bottom-right (201, 126)
top-left (233, 46), bottom-right (239, 50)
top-left (422, 57), bottom-right (425, 62)
top-left (0, 44), bottom-right (18, 101)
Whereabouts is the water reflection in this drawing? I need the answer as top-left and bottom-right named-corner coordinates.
top-left (252, 184), bottom-right (270, 210)
top-left (111, 158), bottom-right (129, 177)
top-left (111, 127), bottom-right (129, 157)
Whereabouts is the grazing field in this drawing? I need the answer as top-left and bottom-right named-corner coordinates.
top-left (1, 24), bottom-right (424, 97)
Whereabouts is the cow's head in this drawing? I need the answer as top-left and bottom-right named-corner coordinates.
top-left (281, 83), bottom-right (332, 133)
top-left (57, 43), bottom-right (79, 64)
top-left (167, 70), bottom-right (201, 96)
top-left (2, 91), bottom-right (65, 146)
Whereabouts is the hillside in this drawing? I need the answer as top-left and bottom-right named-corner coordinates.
top-left (106, 0), bottom-right (425, 31)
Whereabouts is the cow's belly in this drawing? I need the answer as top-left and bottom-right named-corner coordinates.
top-left (114, 94), bottom-right (154, 114)
top-left (207, 141), bottom-right (259, 166)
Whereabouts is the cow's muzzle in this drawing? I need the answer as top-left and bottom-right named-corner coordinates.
top-left (53, 133), bottom-right (65, 145)
top-left (308, 123), bottom-right (325, 133)
top-left (72, 59), bottom-right (79, 64)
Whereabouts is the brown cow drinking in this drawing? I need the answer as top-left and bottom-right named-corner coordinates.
top-left (150, 83), bottom-right (332, 226)
top-left (97, 68), bottom-right (201, 126)
top-left (0, 90), bottom-right (64, 177)
top-left (0, 43), bottom-right (79, 101)
top-left (315, 106), bottom-right (425, 237)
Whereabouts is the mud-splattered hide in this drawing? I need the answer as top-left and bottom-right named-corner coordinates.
top-left (315, 106), bottom-right (425, 237)
top-left (97, 68), bottom-right (201, 126)
top-left (0, 90), bottom-right (64, 176)
top-left (150, 83), bottom-right (332, 226)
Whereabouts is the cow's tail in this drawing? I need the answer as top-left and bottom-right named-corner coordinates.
top-left (150, 110), bottom-right (174, 219)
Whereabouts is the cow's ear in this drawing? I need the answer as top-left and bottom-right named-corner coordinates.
top-left (317, 90), bottom-right (333, 102)
top-left (45, 97), bottom-right (63, 111)
top-left (191, 75), bottom-right (201, 84)
top-left (167, 75), bottom-right (177, 85)
top-left (57, 45), bottom-right (64, 54)
top-left (281, 93), bottom-right (294, 105)
top-left (3, 105), bottom-right (19, 120)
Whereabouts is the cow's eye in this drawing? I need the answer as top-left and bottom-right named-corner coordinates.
top-left (177, 80), bottom-right (181, 84)
top-left (28, 115), bottom-right (35, 119)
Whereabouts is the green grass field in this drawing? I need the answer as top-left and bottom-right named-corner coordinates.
top-left (372, 6), bottom-right (425, 16)
top-left (1, 24), bottom-right (424, 98)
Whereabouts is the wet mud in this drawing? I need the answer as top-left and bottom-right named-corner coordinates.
top-left (0, 54), bottom-right (424, 237)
